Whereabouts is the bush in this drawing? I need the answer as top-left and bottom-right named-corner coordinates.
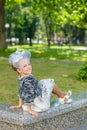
top-left (77, 62), bottom-right (87, 81)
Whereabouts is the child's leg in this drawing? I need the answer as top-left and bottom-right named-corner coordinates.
top-left (52, 84), bottom-right (72, 104)
top-left (52, 84), bottom-right (66, 98)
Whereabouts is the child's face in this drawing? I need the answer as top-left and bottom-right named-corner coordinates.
top-left (17, 58), bottom-right (32, 76)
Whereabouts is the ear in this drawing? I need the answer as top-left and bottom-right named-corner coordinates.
top-left (16, 68), bottom-right (21, 74)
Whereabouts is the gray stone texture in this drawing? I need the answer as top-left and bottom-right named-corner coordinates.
top-left (0, 91), bottom-right (87, 130)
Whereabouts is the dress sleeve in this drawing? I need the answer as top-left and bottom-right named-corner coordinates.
top-left (20, 76), bottom-right (38, 103)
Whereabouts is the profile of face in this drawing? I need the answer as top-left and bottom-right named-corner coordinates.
top-left (17, 58), bottom-right (32, 77)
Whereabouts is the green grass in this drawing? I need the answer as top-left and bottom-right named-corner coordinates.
top-left (0, 44), bottom-right (87, 105)
top-left (0, 44), bottom-right (87, 61)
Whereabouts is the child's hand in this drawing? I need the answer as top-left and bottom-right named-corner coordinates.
top-left (10, 105), bottom-right (21, 109)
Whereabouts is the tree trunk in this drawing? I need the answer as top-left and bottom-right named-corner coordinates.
top-left (29, 38), bottom-right (32, 46)
top-left (0, 0), bottom-right (6, 49)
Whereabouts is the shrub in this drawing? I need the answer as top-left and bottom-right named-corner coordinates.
top-left (77, 62), bottom-right (87, 81)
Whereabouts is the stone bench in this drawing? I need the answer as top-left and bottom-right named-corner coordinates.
top-left (0, 91), bottom-right (87, 130)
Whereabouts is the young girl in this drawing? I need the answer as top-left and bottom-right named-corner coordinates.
top-left (9, 50), bottom-right (72, 118)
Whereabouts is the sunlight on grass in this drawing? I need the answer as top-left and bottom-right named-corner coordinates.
top-left (0, 44), bottom-right (87, 61)
top-left (62, 74), bottom-right (69, 78)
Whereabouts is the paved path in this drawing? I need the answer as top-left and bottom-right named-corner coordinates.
top-left (66, 123), bottom-right (87, 130)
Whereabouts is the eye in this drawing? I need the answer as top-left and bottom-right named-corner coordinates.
top-left (23, 63), bottom-right (30, 67)
top-left (23, 65), bottom-right (27, 67)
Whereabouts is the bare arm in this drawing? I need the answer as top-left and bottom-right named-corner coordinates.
top-left (10, 98), bottom-right (23, 109)
top-left (10, 99), bottom-right (38, 118)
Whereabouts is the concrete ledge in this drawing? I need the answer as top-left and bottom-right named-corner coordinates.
top-left (0, 91), bottom-right (87, 130)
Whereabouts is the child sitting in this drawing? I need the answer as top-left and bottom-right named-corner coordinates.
top-left (9, 50), bottom-right (72, 118)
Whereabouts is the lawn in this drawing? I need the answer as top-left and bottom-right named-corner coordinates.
top-left (0, 44), bottom-right (87, 61)
top-left (0, 44), bottom-right (87, 105)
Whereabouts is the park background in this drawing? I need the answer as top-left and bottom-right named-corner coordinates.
top-left (0, 0), bottom-right (87, 105)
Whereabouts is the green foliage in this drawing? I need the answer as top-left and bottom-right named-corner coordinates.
top-left (77, 62), bottom-right (87, 81)
top-left (5, 0), bottom-right (87, 47)
top-left (5, 1), bottom-right (39, 45)
top-left (6, 0), bottom-right (24, 5)
top-left (32, 0), bottom-right (87, 28)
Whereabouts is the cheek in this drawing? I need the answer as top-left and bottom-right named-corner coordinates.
top-left (27, 66), bottom-right (32, 71)
top-left (29, 65), bottom-right (32, 70)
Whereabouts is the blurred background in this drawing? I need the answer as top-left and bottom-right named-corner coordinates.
top-left (0, 0), bottom-right (87, 49)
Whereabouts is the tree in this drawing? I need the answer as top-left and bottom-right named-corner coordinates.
top-left (0, 0), bottom-right (6, 49)
top-left (5, 1), bottom-right (39, 46)
top-left (31, 0), bottom-right (87, 44)
top-left (23, 7), bottom-right (39, 46)
top-left (0, 0), bottom-right (24, 49)
top-left (1, 0), bottom-right (87, 49)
